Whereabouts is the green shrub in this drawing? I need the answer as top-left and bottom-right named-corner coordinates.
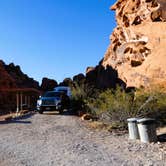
top-left (87, 86), bottom-right (166, 128)
top-left (71, 82), bottom-right (99, 114)
top-left (87, 87), bottom-right (133, 127)
top-left (70, 82), bottom-right (166, 128)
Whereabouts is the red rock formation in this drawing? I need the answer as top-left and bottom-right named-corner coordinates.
top-left (73, 73), bottom-right (86, 85)
top-left (85, 64), bottom-right (121, 89)
top-left (4, 62), bottom-right (39, 89)
top-left (59, 78), bottom-right (73, 87)
top-left (102, 0), bottom-right (166, 88)
top-left (41, 77), bottom-right (58, 91)
top-left (0, 61), bottom-right (17, 89)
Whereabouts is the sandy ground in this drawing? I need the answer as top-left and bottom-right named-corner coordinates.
top-left (0, 111), bottom-right (165, 166)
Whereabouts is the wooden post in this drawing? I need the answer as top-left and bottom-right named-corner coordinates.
top-left (20, 92), bottom-right (23, 111)
top-left (16, 92), bottom-right (19, 113)
top-left (25, 96), bottom-right (27, 105)
top-left (28, 96), bottom-right (30, 109)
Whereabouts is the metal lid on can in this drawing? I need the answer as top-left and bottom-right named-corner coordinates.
top-left (127, 118), bottom-right (139, 122)
top-left (137, 118), bottom-right (156, 124)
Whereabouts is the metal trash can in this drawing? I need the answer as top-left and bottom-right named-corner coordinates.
top-left (127, 118), bottom-right (140, 140)
top-left (137, 118), bottom-right (157, 143)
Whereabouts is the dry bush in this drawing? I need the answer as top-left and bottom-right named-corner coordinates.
top-left (71, 81), bottom-right (166, 129)
top-left (88, 86), bottom-right (166, 128)
top-left (71, 82), bottom-right (99, 114)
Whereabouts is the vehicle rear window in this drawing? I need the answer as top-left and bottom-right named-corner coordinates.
top-left (43, 92), bottom-right (61, 97)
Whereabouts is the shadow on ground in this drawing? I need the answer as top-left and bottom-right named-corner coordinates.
top-left (0, 110), bottom-right (77, 125)
top-left (0, 112), bottom-right (35, 125)
top-left (0, 120), bottom-right (31, 124)
top-left (15, 112), bottom-right (35, 120)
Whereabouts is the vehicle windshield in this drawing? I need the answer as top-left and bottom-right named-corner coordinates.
top-left (43, 92), bottom-right (61, 98)
top-left (57, 89), bottom-right (67, 94)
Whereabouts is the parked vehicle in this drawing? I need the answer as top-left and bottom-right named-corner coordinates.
top-left (54, 86), bottom-right (72, 98)
top-left (37, 91), bottom-right (70, 114)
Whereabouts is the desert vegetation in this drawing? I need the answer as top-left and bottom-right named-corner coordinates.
top-left (71, 82), bottom-right (166, 129)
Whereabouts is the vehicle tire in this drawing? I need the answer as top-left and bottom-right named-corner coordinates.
top-left (38, 110), bottom-right (43, 114)
top-left (59, 109), bottom-right (63, 114)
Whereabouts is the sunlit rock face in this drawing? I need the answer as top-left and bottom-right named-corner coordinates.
top-left (102, 0), bottom-right (166, 88)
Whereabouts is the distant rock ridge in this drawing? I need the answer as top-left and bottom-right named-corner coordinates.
top-left (0, 60), bottom-right (40, 89)
top-left (100, 0), bottom-right (166, 88)
top-left (0, 60), bottom-right (17, 89)
top-left (41, 77), bottom-right (58, 91)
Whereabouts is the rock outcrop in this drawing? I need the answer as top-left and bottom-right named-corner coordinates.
top-left (73, 73), bottom-right (86, 85)
top-left (101, 0), bottom-right (166, 88)
top-left (0, 60), bottom-right (39, 89)
top-left (41, 77), bottom-right (58, 91)
top-left (4, 62), bottom-right (39, 89)
top-left (59, 78), bottom-right (73, 87)
top-left (85, 65), bottom-right (121, 89)
top-left (0, 60), bottom-right (17, 89)
top-left (0, 60), bottom-right (40, 89)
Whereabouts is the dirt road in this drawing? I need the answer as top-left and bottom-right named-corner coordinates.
top-left (0, 112), bottom-right (165, 166)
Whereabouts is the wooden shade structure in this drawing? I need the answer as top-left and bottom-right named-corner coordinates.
top-left (0, 88), bottom-right (41, 113)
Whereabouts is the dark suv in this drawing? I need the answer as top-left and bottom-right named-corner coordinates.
top-left (37, 91), bottom-right (70, 114)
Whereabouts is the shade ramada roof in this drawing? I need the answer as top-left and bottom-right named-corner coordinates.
top-left (0, 88), bottom-right (40, 95)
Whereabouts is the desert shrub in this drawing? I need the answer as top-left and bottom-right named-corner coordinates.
top-left (134, 88), bottom-right (166, 126)
top-left (71, 82), bottom-right (99, 114)
top-left (87, 86), bottom-right (166, 128)
top-left (87, 87), bottom-right (133, 127)
top-left (70, 81), bottom-right (166, 128)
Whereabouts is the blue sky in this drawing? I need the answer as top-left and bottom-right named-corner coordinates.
top-left (0, 0), bottom-right (116, 84)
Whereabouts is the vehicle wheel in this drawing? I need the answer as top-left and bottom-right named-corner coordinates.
top-left (59, 109), bottom-right (63, 114)
top-left (39, 110), bottom-right (43, 114)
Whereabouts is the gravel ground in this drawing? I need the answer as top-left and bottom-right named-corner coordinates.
top-left (0, 111), bottom-right (165, 166)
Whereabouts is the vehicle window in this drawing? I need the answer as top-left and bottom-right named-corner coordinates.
top-left (43, 92), bottom-right (60, 97)
top-left (58, 89), bottom-right (68, 94)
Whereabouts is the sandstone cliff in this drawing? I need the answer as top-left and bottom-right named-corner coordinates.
top-left (102, 0), bottom-right (166, 88)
